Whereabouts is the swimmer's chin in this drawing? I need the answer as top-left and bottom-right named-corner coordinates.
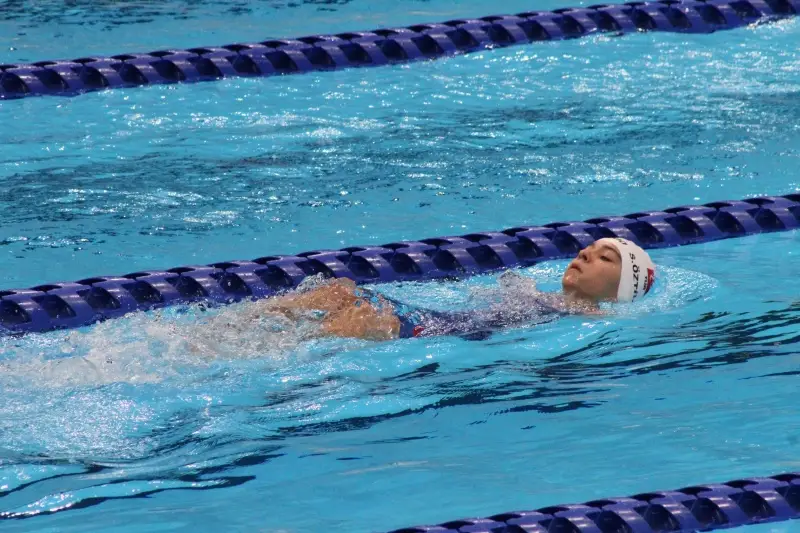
top-left (560, 279), bottom-right (608, 313)
top-left (561, 274), bottom-right (582, 296)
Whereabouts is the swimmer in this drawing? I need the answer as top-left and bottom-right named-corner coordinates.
top-left (252, 238), bottom-right (657, 341)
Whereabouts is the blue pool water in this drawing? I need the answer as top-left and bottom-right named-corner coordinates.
top-left (2, 2), bottom-right (800, 532)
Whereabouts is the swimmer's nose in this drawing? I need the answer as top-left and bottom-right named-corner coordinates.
top-left (578, 249), bottom-right (590, 262)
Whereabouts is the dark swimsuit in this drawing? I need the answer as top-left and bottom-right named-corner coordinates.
top-left (356, 288), bottom-right (563, 341)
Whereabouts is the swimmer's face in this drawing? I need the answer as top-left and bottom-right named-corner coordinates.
top-left (562, 242), bottom-right (622, 302)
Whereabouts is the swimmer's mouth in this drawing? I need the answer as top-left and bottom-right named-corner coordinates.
top-left (568, 263), bottom-right (582, 273)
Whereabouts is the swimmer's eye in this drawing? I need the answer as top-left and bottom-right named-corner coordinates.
top-left (600, 256), bottom-right (612, 262)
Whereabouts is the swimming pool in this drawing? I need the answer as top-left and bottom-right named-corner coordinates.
top-left (1, 1), bottom-right (800, 532)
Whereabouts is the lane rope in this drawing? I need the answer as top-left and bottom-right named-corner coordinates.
top-left (1, 0), bottom-right (798, 99)
top-left (2, 193), bottom-right (798, 335)
top-left (385, 472), bottom-right (800, 533)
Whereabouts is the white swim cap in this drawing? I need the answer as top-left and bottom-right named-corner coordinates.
top-left (595, 238), bottom-right (656, 303)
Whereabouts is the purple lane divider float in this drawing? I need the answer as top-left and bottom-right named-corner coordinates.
top-left (1, 194), bottom-right (798, 335)
top-left (385, 472), bottom-right (800, 533)
top-left (1, 0), bottom-right (799, 99)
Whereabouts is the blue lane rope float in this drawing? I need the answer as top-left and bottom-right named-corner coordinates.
top-left (2, 0), bottom-right (799, 99)
top-left (385, 472), bottom-right (800, 533)
top-left (1, 194), bottom-right (799, 335)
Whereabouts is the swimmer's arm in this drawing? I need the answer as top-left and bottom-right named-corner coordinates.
top-left (319, 301), bottom-right (400, 340)
top-left (252, 278), bottom-right (360, 318)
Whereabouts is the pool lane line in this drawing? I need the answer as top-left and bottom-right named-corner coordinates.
top-left (1, 193), bottom-right (798, 335)
top-left (1, 0), bottom-right (798, 99)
